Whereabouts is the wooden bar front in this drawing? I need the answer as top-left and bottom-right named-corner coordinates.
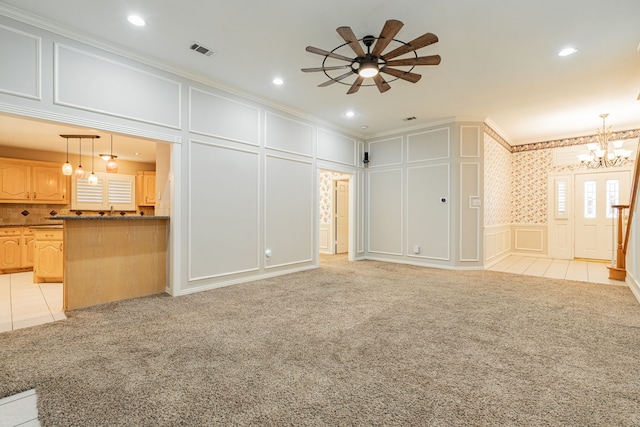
top-left (60, 217), bottom-right (168, 310)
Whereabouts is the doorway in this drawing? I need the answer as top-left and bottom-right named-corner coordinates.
top-left (318, 169), bottom-right (353, 259)
top-left (574, 170), bottom-right (630, 260)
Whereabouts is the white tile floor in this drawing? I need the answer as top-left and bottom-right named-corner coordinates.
top-left (0, 271), bottom-right (66, 333)
top-left (0, 390), bottom-right (40, 427)
top-left (487, 255), bottom-right (626, 286)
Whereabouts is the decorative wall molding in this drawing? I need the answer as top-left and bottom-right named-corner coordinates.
top-left (485, 122), bottom-right (640, 154)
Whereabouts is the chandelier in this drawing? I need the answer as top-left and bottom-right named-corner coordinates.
top-left (578, 114), bottom-right (632, 168)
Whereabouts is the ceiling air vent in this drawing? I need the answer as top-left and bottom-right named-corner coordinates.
top-left (190, 42), bottom-right (215, 57)
top-left (403, 116), bottom-right (417, 121)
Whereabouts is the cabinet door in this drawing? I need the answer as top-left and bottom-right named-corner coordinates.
top-left (0, 161), bottom-right (30, 201)
top-left (32, 165), bottom-right (67, 202)
top-left (0, 236), bottom-right (21, 270)
top-left (143, 173), bottom-right (156, 205)
top-left (22, 235), bottom-right (35, 268)
top-left (35, 241), bottom-right (63, 279)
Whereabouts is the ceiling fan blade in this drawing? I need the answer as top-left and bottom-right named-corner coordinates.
top-left (347, 75), bottom-right (365, 94)
top-left (382, 33), bottom-right (439, 60)
top-left (305, 46), bottom-right (354, 62)
top-left (371, 19), bottom-right (404, 57)
top-left (372, 74), bottom-right (391, 93)
top-left (301, 65), bottom-right (352, 72)
top-left (385, 55), bottom-right (441, 67)
top-left (336, 26), bottom-right (366, 57)
top-left (318, 70), bottom-right (355, 87)
top-left (380, 67), bottom-right (422, 83)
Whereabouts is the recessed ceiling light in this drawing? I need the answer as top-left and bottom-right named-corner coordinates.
top-left (345, 111), bottom-right (355, 118)
top-left (360, 125), bottom-right (369, 129)
top-left (272, 78), bottom-right (284, 86)
top-left (558, 47), bottom-right (577, 57)
top-left (127, 15), bottom-right (146, 27)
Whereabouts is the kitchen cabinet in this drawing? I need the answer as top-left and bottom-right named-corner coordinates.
top-left (0, 226), bottom-right (35, 272)
top-left (0, 158), bottom-right (68, 203)
top-left (136, 171), bottom-right (156, 206)
top-left (21, 228), bottom-right (35, 269)
top-left (33, 228), bottom-right (63, 283)
top-left (0, 227), bottom-right (22, 271)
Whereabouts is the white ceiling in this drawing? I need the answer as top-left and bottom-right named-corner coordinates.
top-left (1, 0), bottom-right (640, 153)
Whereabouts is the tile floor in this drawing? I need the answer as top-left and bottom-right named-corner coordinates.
top-left (0, 271), bottom-right (66, 333)
top-left (0, 390), bottom-right (40, 427)
top-left (487, 255), bottom-right (626, 286)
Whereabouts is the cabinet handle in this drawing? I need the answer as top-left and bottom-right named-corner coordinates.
top-left (45, 234), bottom-right (53, 238)
top-left (34, 192), bottom-right (37, 199)
top-left (59, 243), bottom-right (63, 251)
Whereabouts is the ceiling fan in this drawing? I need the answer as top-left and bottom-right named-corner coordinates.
top-left (302, 19), bottom-right (441, 94)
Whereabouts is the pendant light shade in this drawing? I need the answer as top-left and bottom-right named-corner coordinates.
top-left (62, 137), bottom-right (73, 176)
top-left (75, 138), bottom-right (85, 178)
top-left (88, 137), bottom-right (98, 185)
top-left (105, 135), bottom-right (118, 173)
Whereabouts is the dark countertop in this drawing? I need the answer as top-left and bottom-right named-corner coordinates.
top-left (51, 216), bottom-right (169, 221)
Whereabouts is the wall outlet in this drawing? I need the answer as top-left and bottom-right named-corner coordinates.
top-left (413, 245), bottom-right (420, 254)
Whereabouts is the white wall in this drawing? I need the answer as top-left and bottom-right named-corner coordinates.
top-left (0, 11), bottom-right (364, 296)
top-left (365, 122), bottom-right (484, 269)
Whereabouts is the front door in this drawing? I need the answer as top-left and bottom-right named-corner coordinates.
top-left (574, 170), bottom-right (630, 260)
top-left (335, 180), bottom-right (349, 254)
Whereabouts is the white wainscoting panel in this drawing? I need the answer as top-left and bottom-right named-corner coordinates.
top-left (484, 225), bottom-right (511, 264)
top-left (319, 223), bottom-right (331, 254)
top-left (407, 164), bottom-right (450, 260)
top-left (460, 162), bottom-right (480, 261)
top-left (265, 155), bottom-right (314, 268)
top-left (189, 87), bottom-right (260, 145)
top-left (368, 169), bottom-right (403, 255)
top-left (55, 44), bottom-right (181, 129)
top-left (265, 111), bottom-right (313, 156)
top-left (317, 128), bottom-right (356, 166)
top-left (369, 136), bottom-right (403, 167)
top-left (0, 24), bottom-right (40, 99)
top-left (188, 140), bottom-right (260, 280)
top-left (513, 225), bottom-right (547, 255)
top-left (358, 170), bottom-right (364, 254)
top-left (460, 125), bottom-right (480, 158)
top-left (407, 127), bottom-right (450, 163)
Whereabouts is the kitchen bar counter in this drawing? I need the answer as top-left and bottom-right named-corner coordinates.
top-left (57, 216), bottom-right (169, 310)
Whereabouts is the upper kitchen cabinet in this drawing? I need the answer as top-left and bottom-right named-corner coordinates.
top-left (0, 158), bottom-right (68, 203)
top-left (136, 171), bottom-right (156, 207)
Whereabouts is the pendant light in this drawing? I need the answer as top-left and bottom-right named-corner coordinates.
top-left (61, 137), bottom-right (73, 176)
top-left (87, 137), bottom-right (98, 185)
top-left (75, 138), bottom-right (85, 178)
top-left (105, 135), bottom-right (118, 173)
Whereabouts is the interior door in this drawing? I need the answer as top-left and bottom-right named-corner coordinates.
top-left (335, 180), bottom-right (349, 254)
top-left (574, 170), bottom-right (630, 260)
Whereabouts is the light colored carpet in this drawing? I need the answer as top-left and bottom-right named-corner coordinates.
top-left (1, 255), bottom-right (639, 426)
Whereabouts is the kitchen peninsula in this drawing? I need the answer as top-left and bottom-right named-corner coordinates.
top-left (54, 215), bottom-right (169, 310)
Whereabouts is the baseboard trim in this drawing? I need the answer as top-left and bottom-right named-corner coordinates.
top-left (626, 271), bottom-right (640, 305)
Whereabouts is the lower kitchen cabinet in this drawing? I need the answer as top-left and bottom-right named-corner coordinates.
top-left (33, 228), bottom-right (63, 283)
top-left (0, 227), bottom-right (22, 271)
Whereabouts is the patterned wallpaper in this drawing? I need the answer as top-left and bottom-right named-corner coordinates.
top-left (319, 170), bottom-right (350, 225)
top-left (511, 149), bottom-right (553, 224)
top-left (484, 133), bottom-right (512, 226)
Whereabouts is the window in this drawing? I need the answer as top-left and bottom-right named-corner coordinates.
top-left (584, 180), bottom-right (596, 219)
top-left (72, 173), bottom-right (136, 211)
top-left (555, 179), bottom-right (567, 218)
top-left (606, 179), bottom-right (620, 219)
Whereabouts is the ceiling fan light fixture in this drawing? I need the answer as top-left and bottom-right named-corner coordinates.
top-left (358, 61), bottom-right (379, 78)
